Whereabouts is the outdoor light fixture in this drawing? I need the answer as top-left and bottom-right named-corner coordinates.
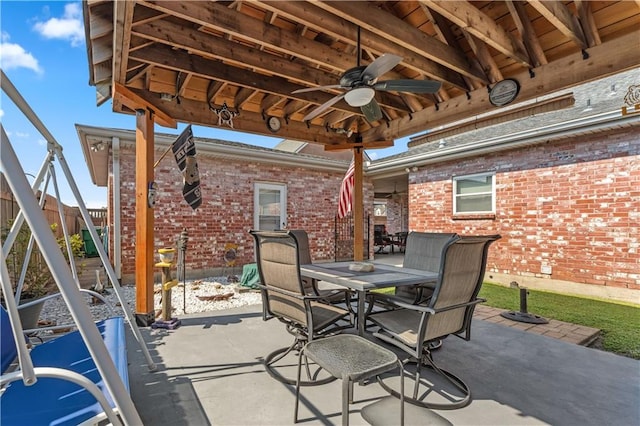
top-left (583, 99), bottom-right (593, 112)
top-left (90, 142), bottom-right (106, 152)
top-left (344, 87), bottom-right (375, 107)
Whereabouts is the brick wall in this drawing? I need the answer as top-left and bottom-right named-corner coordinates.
top-left (384, 197), bottom-right (407, 235)
top-left (113, 146), bottom-right (373, 281)
top-left (409, 126), bottom-right (639, 292)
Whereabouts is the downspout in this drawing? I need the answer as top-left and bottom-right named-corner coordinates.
top-left (112, 136), bottom-right (122, 281)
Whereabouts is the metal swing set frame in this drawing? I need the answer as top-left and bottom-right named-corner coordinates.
top-left (1, 69), bottom-right (155, 425)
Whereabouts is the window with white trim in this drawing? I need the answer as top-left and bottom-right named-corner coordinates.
top-left (452, 173), bottom-right (495, 214)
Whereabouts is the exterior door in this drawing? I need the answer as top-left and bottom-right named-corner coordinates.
top-left (254, 183), bottom-right (287, 230)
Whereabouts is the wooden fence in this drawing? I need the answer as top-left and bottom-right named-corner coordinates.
top-left (0, 175), bottom-right (105, 237)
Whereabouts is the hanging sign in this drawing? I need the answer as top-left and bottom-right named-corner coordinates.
top-left (489, 79), bottom-right (520, 107)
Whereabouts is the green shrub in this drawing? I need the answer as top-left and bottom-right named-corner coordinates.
top-left (1, 220), bottom-right (85, 300)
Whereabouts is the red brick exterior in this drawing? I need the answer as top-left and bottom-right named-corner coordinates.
top-left (111, 145), bottom-right (373, 281)
top-left (409, 127), bottom-right (639, 291)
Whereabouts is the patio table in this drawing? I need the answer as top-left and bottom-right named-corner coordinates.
top-left (300, 261), bottom-right (438, 335)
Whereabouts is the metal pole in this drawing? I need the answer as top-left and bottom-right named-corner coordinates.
top-left (1, 125), bottom-right (143, 425)
top-left (177, 229), bottom-right (188, 313)
top-left (54, 142), bottom-right (156, 370)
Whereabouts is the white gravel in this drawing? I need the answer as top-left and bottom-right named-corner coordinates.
top-left (38, 277), bottom-right (262, 330)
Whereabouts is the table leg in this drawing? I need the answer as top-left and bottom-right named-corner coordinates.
top-left (357, 290), bottom-right (366, 335)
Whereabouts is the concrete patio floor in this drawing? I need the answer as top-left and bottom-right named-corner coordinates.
top-left (126, 302), bottom-right (639, 426)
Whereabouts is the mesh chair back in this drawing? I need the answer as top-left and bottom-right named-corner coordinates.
top-left (403, 232), bottom-right (458, 271)
top-left (250, 230), bottom-right (308, 326)
top-left (288, 230), bottom-right (316, 295)
top-left (424, 235), bottom-right (501, 342)
top-left (396, 232), bottom-right (457, 301)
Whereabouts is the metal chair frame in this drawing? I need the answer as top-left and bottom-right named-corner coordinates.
top-left (368, 235), bottom-right (501, 409)
top-left (250, 230), bottom-right (354, 386)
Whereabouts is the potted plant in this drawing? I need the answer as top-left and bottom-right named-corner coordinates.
top-left (1, 220), bottom-right (84, 329)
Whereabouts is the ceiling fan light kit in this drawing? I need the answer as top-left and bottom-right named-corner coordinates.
top-left (344, 87), bottom-right (375, 107)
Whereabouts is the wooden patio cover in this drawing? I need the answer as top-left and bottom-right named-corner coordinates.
top-left (82, 1), bottom-right (640, 325)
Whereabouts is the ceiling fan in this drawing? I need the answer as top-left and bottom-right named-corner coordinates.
top-left (293, 27), bottom-right (442, 123)
top-left (386, 183), bottom-right (406, 200)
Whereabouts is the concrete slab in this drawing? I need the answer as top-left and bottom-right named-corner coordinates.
top-left (126, 304), bottom-right (638, 425)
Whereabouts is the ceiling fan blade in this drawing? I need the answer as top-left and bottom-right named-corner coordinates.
top-left (292, 84), bottom-right (342, 94)
top-left (374, 79), bottom-right (442, 93)
top-left (302, 93), bottom-right (346, 121)
top-left (360, 99), bottom-right (382, 122)
top-left (361, 54), bottom-right (403, 82)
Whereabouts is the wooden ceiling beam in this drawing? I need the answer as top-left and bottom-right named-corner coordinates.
top-left (282, 100), bottom-right (308, 118)
top-left (128, 44), bottom-right (363, 116)
top-left (361, 30), bottom-right (640, 143)
top-left (256, 0), bottom-right (469, 90)
top-left (313, 1), bottom-right (487, 83)
top-left (324, 111), bottom-right (355, 126)
top-left (112, 0), bottom-right (134, 84)
top-left (233, 87), bottom-right (256, 109)
top-left (140, 1), bottom-right (358, 74)
top-left (125, 64), bottom-right (153, 85)
top-left (324, 140), bottom-right (394, 152)
top-left (131, 18), bottom-right (409, 113)
top-left (206, 80), bottom-right (226, 104)
top-left (112, 82), bottom-right (176, 128)
top-left (419, 5), bottom-right (480, 92)
top-left (123, 87), bottom-right (345, 145)
top-left (421, 1), bottom-right (531, 68)
top-left (260, 94), bottom-right (284, 113)
top-left (505, 0), bottom-right (548, 67)
top-left (463, 33), bottom-right (503, 85)
top-left (527, 0), bottom-right (588, 50)
top-left (131, 19), bottom-right (337, 89)
top-left (575, 0), bottom-right (601, 48)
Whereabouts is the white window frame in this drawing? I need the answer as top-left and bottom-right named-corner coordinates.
top-left (452, 172), bottom-right (496, 215)
top-left (254, 182), bottom-right (287, 230)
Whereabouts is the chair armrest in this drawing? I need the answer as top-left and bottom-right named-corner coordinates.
top-left (378, 297), bottom-right (436, 314)
top-left (257, 284), bottom-right (348, 303)
top-left (431, 297), bottom-right (486, 314)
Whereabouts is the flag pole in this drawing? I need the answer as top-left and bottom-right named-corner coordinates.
top-left (153, 144), bottom-right (173, 169)
top-left (353, 147), bottom-right (364, 261)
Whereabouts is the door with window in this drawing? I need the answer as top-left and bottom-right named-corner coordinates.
top-left (254, 183), bottom-right (287, 230)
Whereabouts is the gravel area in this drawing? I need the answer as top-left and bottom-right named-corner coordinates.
top-left (38, 276), bottom-right (262, 330)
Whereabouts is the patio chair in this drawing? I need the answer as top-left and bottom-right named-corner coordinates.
top-left (249, 230), bottom-right (354, 385)
top-left (290, 229), bottom-right (355, 309)
top-left (367, 234), bottom-right (501, 409)
top-left (384, 232), bottom-right (459, 305)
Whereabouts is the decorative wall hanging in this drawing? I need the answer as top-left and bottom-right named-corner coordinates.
top-left (489, 79), bottom-right (520, 107)
top-left (213, 102), bottom-right (239, 128)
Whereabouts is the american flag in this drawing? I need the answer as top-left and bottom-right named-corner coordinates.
top-left (337, 159), bottom-right (355, 219)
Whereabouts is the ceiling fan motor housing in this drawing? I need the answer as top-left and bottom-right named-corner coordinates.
top-left (340, 66), bottom-right (371, 87)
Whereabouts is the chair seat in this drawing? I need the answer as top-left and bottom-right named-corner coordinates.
top-left (369, 309), bottom-right (422, 347)
top-left (310, 300), bottom-right (351, 331)
top-left (303, 334), bottom-right (399, 382)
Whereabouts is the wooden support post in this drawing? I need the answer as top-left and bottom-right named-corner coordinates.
top-left (353, 148), bottom-right (364, 261)
top-left (134, 109), bottom-right (155, 326)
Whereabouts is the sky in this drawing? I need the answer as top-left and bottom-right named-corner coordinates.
top-left (0, 1), bottom-right (409, 209)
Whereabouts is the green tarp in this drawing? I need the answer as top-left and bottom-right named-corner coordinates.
top-left (239, 263), bottom-right (260, 289)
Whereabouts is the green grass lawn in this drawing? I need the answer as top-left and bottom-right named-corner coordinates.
top-left (478, 283), bottom-right (640, 359)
